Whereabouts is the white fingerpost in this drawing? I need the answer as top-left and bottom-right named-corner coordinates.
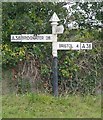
top-left (49, 12), bottom-right (60, 96)
top-left (11, 12), bottom-right (92, 97)
top-left (49, 12), bottom-right (60, 57)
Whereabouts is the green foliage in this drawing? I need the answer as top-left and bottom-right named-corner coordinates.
top-left (2, 2), bottom-right (102, 95)
top-left (2, 2), bottom-right (67, 67)
top-left (2, 44), bottom-right (27, 67)
top-left (58, 51), bottom-right (80, 79)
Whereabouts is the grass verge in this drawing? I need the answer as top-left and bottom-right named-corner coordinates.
top-left (2, 93), bottom-right (101, 118)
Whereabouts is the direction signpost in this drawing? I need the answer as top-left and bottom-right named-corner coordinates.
top-left (49, 12), bottom-right (60, 97)
top-left (57, 42), bottom-right (81, 50)
top-left (11, 12), bottom-right (92, 97)
top-left (81, 43), bottom-right (92, 50)
top-left (56, 25), bottom-right (64, 34)
top-left (11, 34), bottom-right (53, 42)
top-left (57, 42), bottom-right (92, 50)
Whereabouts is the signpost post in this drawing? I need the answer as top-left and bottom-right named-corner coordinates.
top-left (11, 12), bottom-right (92, 97)
top-left (49, 12), bottom-right (60, 97)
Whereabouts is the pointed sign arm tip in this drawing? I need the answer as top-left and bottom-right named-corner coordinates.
top-left (49, 12), bottom-right (60, 22)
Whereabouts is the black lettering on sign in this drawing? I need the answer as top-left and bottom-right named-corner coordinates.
top-left (14, 36), bottom-right (21, 40)
top-left (46, 36), bottom-right (51, 40)
top-left (76, 44), bottom-right (79, 47)
top-left (33, 35), bottom-right (38, 40)
top-left (64, 44), bottom-right (66, 48)
top-left (67, 44), bottom-right (73, 49)
top-left (88, 44), bottom-right (91, 48)
top-left (38, 36), bottom-right (44, 40)
top-left (82, 44), bottom-right (85, 48)
top-left (59, 44), bottom-right (64, 48)
top-left (33, 36), bottom-right (44, 40)
top-left (86, 44), bottom-right (91, 48)
top-left (11, 36), bottom-right (15, 40)
top-left (59, 44), bottom-right (73, 49)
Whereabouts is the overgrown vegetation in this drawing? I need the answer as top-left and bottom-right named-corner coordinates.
top-left (1, 2), bottom-right (102, 118)
top-left (2, 2), bottom-right (102, 95)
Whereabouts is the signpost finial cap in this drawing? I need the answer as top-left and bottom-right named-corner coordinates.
top-left (49, 12), bottom-right (60, 22)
